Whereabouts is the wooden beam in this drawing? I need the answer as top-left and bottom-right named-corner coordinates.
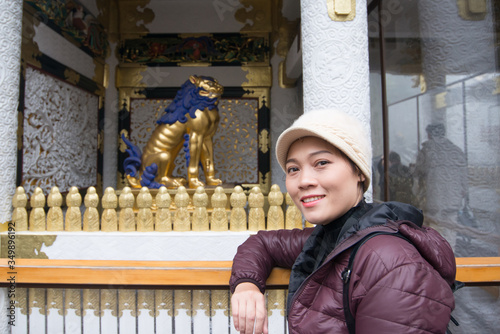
top-left (0, 257), bottom-right (498, 288)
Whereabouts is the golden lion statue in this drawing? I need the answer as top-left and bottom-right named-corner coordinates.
top-left (122, 75), bottom-right (224, 189)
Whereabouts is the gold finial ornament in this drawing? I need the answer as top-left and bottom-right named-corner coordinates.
top-left (173, 186), bottom-right (190, 231)
top-left (211, 187), bottom-right (228, 231)
top-left (119, 187), bottom-right (136, 232)
top-left (29, 187), bottom-right (46, 231)
top-left (155, 186), bottom-right (172, 231)
top-left (267, 184), bottom-right (284, 230)
top-left (230, 186), bottom-right (247, 231)
top-left (122, 75), bottom-right (224, 189)
top-left (248, 186), bottom-right (265, 231)
top-left (192, 187), bottom-right (209, 231)
top-left (83, 187), bottom-right (100, 232)
top-left (66, 187), bottom-right (82, 231)
top-left (137, 187), bottom-right (154, 231)
top-left (12, 187), bottom-right (28, 231)
top-left (47, 187), bottom-right (64, 231)
top-left (101, 187), bottom-right (118, 232)
top-left (285, 193), bottom-right (302, 229)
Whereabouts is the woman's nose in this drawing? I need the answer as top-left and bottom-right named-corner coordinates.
top-left (298, 169), bottom-right (317, 188)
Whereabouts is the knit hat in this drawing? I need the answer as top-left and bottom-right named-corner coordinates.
top-left (276, 109), bottom-right (372, 192)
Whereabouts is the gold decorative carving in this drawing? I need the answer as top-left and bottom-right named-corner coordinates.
top-left (242, 66), bottom-right (272, 87)
top-left (119, 129), bottom-right (129, 153)
top-left (30, 288), bottom-right (47, 315)
top-left (457, 0), bottom-right (487, 20)
top-left (82, 289), bottom-right (97, 317)
top-left (83, 187), bottom-right (100, 232)
top-left (101, 289), bottom-right (118, 317)
top-left (211, 290), bottom-right (229, 316)
top-left (68, 289), bottom-right (83, 317)
top-left (101, 187), bottom-right (118, 231)
top-left (327, 0), bottom-right (356, 21)
top-left (434, 91), bottom-right (448, 109)
top-left (174, 290), bottom-right (192, 315)
top-left (155, 290), bottom-right (173, 317)
top-left (236, 0), bottom-right (272, 33)
top-left (267, 289), bottom-right (286, 316)
top-left (155, 187), bottom-right (172, 231)
top-left (267, 184), bottom-right (284, 230)
top-left (173, 186), bottom-right (191, 231)
top-left (210, 187), bottom-right (228, 231)
top-left (29, 187), bottom-right (46, 231)
top-left (192, 187), bottom-right (209, 231)
top-left (116, 66), bottom-right (148, 89)
top-left (119, 187), bottom-right (136, 231)
top-left (119, 289), bottom-right (137, 318)
top-left (47, 288), bottom-right (64, 316)
top-left (137, 187), bottom-right (154, 231)
top-left (47, 187), bottom-right (64, 231)
top-left (230, 186), bottom-right (247, 231)
top-left (15, 288), bottom-right (28, 316)
top-left (12, 187), bottom-right (28, 231)
top-left (1, 234), bottom-right (56, 258)
top-left (412, 74), bottom-right (427, 94)
top-left (259, 129), bottom-right (269, 154)
top-left (192, 290), bottom-right (210, 317)
top-left (259, 171), bottom-right (271, 195)
top-left (248, 186), bottom-right (265, 231)
top-left (138, 290), bottom-right (155, 317)
top-left (64, 68), bottom-right (81, 86)
top-left (66, 187), bottom-right (82, 231)
top-left (118, 0), bottom-right (154, 39)
top-left (285, 193), bottom-right (302, 229)
top-left (21, 9), bottom-right (42, 69)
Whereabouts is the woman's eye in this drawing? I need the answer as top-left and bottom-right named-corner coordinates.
top-left (316, 160), bottom-right (330, 167)
top-left (287, 166), bottom-right (298, 174)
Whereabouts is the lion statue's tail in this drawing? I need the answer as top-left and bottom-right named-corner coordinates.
top-left (122, 135), bottom-right (163, 189)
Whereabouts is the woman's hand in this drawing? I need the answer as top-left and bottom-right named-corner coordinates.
top-left (231, 282), bottom-right (268, 334)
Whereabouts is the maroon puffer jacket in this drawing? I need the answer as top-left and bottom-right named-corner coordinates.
top-left (230, 202), bottom-right (456, 334)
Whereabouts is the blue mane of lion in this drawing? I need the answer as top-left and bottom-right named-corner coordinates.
top-left (157, 76), bottom-right (219, 125)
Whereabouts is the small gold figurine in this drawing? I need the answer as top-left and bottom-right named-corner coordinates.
top-left (123, 75), bottom-right (224, 188)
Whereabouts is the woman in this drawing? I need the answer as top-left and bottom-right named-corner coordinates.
top-left (229, 109), bottom-right (456, 334)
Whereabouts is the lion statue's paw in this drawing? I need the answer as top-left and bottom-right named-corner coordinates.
top-left (206, 176), bottom-right (223, 186)
top-left (161, 177), bottom-right (186, 189)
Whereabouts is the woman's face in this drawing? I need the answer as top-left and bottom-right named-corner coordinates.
top-left (285, 136), bottom-right (365, 225)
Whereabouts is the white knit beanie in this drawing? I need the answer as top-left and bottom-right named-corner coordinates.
top-left (276, 109), bottom-right (372, 192)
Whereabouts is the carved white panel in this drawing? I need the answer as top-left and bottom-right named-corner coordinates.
top-left (22, 67), bottom-right (98, 195)
top-left (130, 97), bottom-right (259, 184)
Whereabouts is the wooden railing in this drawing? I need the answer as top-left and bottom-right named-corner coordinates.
top-left (1, 258), bottom-right (499, 288)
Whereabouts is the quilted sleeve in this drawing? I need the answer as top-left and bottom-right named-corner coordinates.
top-left (229, 228), bottom-right (313, 294)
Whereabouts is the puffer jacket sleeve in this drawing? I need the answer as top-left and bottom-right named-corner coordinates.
top-left (229, 228), bottom-right (313, 294)
top-left (351, 234), bottom-right (455, 333)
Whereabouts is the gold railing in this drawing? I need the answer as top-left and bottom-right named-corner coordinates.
top-left (11, 184), bottom-right (311, 232)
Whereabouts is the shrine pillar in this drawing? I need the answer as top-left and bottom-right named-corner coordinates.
top-left (300, 0), bottom-right (371, 196)
top-left (0, 1), bottom-right (23, 332)
top-left (0, 0), bottom-right (23, 227)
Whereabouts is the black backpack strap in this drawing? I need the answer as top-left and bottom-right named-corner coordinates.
top-left (342, 232), bottom-right (411, 334)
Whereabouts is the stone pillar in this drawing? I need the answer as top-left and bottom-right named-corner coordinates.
top-left (300, 0), bottom-right (371, 198)
top-left (0, 0), bottom-right (23, 228)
